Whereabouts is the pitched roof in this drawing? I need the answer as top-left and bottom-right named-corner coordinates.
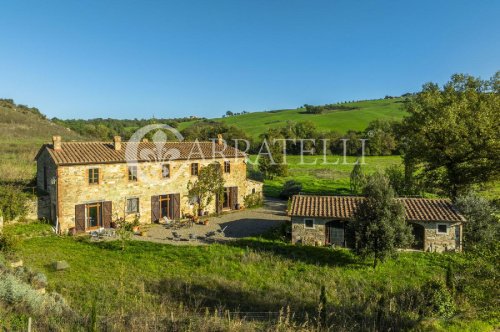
top-left (289, 195), bottom-right (464, 222)
top-left (36, 141), bottom-right (246, 166)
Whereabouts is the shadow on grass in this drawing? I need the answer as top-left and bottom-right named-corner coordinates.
top-left (147, 276), bottom-right (420, 330)
top-left (226, 238), bottom-right (363, 268)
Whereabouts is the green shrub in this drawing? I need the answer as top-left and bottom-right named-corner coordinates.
top-left (0, 185), bottom-right (28, 222)
top-left (243, 193), bottom-right (263, 208)
top-left (421, 280), bottom-right (456, 318)
top-left (280, 180), bottom-right (302, 199)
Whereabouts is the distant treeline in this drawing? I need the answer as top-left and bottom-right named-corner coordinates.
top-left (52, 117), bottom-right (206, 141)
top-left (0, 99), bottom-right (46, 120)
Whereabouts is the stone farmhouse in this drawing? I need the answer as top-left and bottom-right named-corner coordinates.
top-left (35, 135), bottom-right (262, 233)
top-left (289, 195), bottom-right (465, 252)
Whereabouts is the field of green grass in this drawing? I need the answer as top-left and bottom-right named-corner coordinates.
top-left (0, 103), bottom-right (84, 184)
top-left (6, 222), bottom-right (493, 331)
top-left (178, 98), bottom-right (407, 139)
top-left (248, 155), bottom-right (403, 197)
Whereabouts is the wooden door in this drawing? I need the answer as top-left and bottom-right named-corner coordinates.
top-left (75, 204), bottom-right (86, 232)
top-left (151, 196), bottom-right (160, 223)
top-left (230, 186), bottom-right (238, 209)
top-left (102, 201), bottom-right (112, 228)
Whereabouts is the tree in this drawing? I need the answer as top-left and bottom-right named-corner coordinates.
top-left (398, 72), bottom-right (500, 198)
top-left (364, 119), bottom-right (397, 156)
top-left (350, 173), bottom-right (413, 268)
top-left (280, 180), bottom-right (302, 199)
top-left (188, 162), bottom-right (225, 213)
top-left (349, 162), bottom-right (365, 194)
top-left (455, 192), bottom-right (499, 251)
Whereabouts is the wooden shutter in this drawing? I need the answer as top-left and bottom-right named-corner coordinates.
top-left (231, 187), bottom-right (238, 209)
top-left (215, 193), bottom-right (221, 214)
top-left (75, 204), bottom-right (86, 232)
top-left (151, 196), bottom-right (160, 222)
top-left (102, 201), bottom-right (112, 228)
top-left (172, 193), bottom-right (181, 219)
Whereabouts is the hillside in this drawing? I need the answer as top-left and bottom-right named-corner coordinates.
top-left (178, 98), bottom-right (407, 139)
top-left (0, 99), bottom-right (86, 184)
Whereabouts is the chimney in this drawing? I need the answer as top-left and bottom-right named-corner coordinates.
top-left (142, 138), bottom-right (149, 143)
top-left (217, 134), bottom-right (223, 145)
top-left (52, 136), bottom-right (62, 151)
top-left (113, 136), bottom-right (122, 151)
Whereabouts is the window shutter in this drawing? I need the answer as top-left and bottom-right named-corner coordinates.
top-left (215, 193), bottom-right (221, 214)
top-left (75, 204), bottom-right (86, 232)
top-left (231, 186), bottom-right (238, 209)
top-left (151, 196), bottom-right (160, 222)
top-left (172, 193), bottom-right (181, 219)
top-left (103, 201), bottom-right (112, 228)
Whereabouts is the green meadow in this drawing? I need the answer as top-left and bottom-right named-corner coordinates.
top-left (5, 222), bottom-right (493, 331)
top-left (178, 98), bottom-right (407, 139)
top-left (248, 155), bottom-right (403, 197)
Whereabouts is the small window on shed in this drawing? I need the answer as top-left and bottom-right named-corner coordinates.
top-left (304, 218), bottom-right (315, 229)
top-left (437, 224), bottom-right (448, 234)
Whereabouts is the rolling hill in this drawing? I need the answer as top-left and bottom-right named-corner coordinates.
top-left (0, 99), bottom-right (86, 184)
top-left (178, 98), bottom-right (407, 139)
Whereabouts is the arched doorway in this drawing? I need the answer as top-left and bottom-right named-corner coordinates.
top-left (325, 221), bottom-right (345, 247)
top-left (411, 223), bottom-right (425, 250)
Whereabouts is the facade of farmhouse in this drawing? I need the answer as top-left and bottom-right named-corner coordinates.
top-left (35, 135), bottom-right (262, 233)
top-left (289, 195), bottom-right (465, 252)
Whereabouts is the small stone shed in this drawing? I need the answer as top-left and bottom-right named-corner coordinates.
top-left (289, 195), bottom-right (465, 252)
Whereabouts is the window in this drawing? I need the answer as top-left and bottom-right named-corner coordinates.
top-left (126, 198), bottom-right (139, 214)
top-left (88, 168), bottom-right (99, 184)
top-left (128, 166), bottom-right (138, 181)
top-left (191, 163), bottom-right (199, 176)
top-left (304, 218), bottom-right (315, 229)
top-left (437, 224), bottom-right (448, 234)
top-left (162, 164), bottom-right (170, 178)
top-left (224, 161), bottom-right (230, 173)
top-left (252, 188), bottom-right (256, 194)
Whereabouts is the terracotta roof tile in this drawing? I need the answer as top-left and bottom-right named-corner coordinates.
top-left (289, 195), bottom-right (464, 222)
top-left (36, 141), bottom-right (246, 166)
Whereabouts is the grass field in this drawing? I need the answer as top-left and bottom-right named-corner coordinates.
top-left (178, 98), bottom-right (407, 139)
top-left (0, 104), bottom-right (84, 184)
top-left (7, 222), bottom-right (493, 331)
top-left (248, 155), bottom-right (403, 197)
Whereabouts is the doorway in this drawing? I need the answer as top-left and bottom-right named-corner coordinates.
top-left (86, 203), bottom-right (102, 229)
top-left (411, 223), bottom-right (425, 250)
top-left (325, 221), bottom-right (345, 247)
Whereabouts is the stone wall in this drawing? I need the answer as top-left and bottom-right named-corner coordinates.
top-left (45, 157), bottom-right (249, 232)
top-left (291, 216), bottom-right (330, 246)
top-left (417, 221), bottom-right (461, 252)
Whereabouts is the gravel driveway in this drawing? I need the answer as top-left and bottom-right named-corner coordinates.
top-left (134, 198), bottom-right (288, 245)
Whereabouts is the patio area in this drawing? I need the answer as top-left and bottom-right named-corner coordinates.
top-left (133, 198), bottom-right (288, 245)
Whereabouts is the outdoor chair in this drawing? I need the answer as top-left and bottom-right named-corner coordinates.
top-left (172, 232), bottom-right (181, 241)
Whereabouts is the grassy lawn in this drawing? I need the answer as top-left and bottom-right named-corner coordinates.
top-left (248, 155), bottom-right (403, 197)
top-left (178, 98), bottom-right (407, 140)
top-left (13, 230), bottom-right (473, 330)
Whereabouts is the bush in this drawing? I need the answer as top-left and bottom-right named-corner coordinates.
top-left (421, 280), bottom-right (455, 318)
top-left (0, 185), bottom-right (28, 222)
top-left (280, 180), bottom-right (302, 199)
top-left (244, 193), bottom-right (263, 208)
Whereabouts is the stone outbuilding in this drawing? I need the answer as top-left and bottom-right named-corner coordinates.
top-left (289, 195), bottom-right (465, 252)
top-left (35, 136), bottom-right (262, 233)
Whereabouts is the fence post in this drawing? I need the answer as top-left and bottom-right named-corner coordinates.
top-left (27, 317), bottom-right (32, 332)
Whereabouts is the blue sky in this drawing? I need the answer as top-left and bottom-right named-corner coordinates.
top-left (0, 0), bottom-right (498, 119)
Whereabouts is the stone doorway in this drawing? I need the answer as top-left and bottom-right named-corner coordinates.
top-left (411, 223), bottom-right (425, 250)
top-left (325, 221), bottom-right (345, 247)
